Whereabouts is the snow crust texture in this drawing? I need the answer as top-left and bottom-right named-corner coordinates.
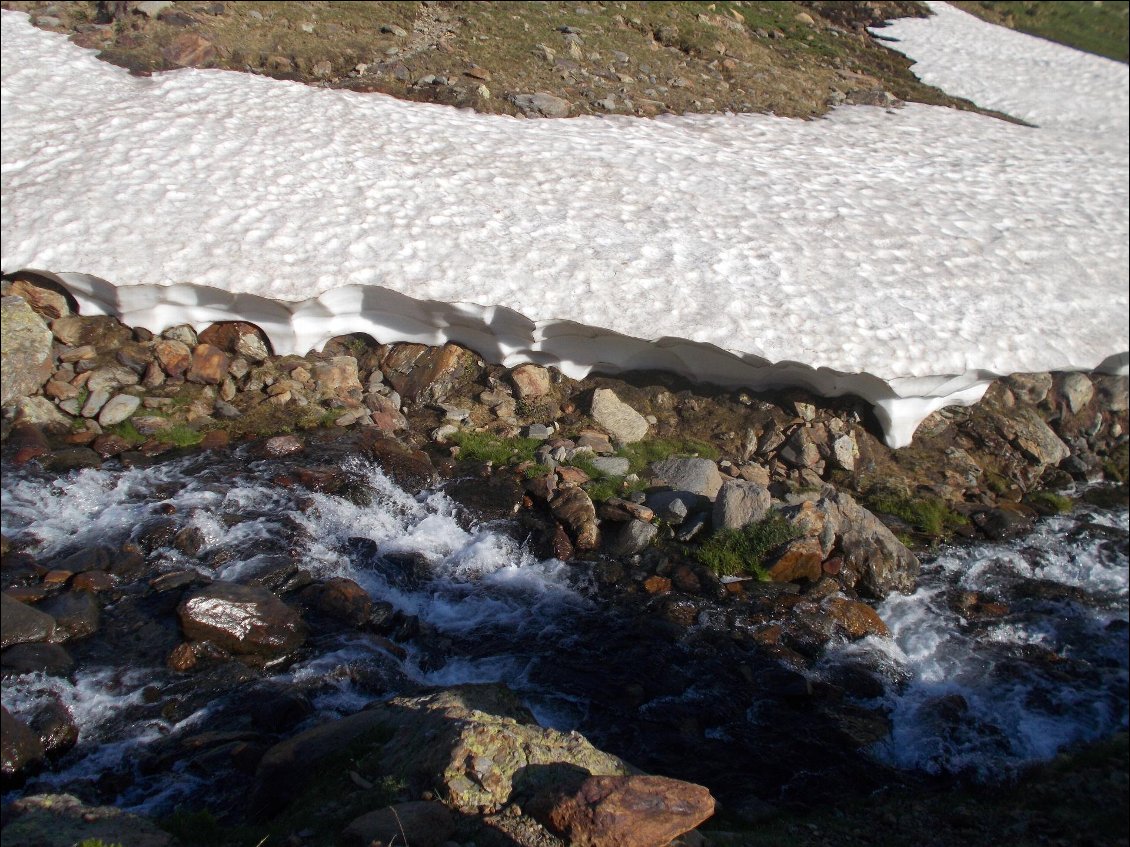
top-left (1, 4), bottom-right (1127, 446)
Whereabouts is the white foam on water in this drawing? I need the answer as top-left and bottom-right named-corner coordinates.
top-left (847, 513), bottom-right (1130, 778)
top-left (3, 6), bottom-right (1126, 447)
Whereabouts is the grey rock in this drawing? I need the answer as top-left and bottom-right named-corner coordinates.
top-left (12, 397), bottom-right (73, 433)
top-left (381, 23), bottom-right (408, 37)
top-left (1, 296), bottom-right (53, 408)
top-left (512, 92), bottom-right (571, 118)
top-left (712, 480), bottom-right (771, 530)
top-left (135, 0), bottom-right (174, 17)
top-left (591, 388), bottom-right (649, 444)
top-left (1096, 375), bottom-right (1129, 412)
top-left (779, 427), bottom-right (821, 469)
top-left (645, 490), bottom-right (707, 524)
top-left (1, 593), bottom-right (56, 649)
top-left (97, 394), bottom-right (141, 427)
top-left (1, 643), bottom-right (74, 677)
top-left (647, 457), bottom-right (723, 499)
top-left (675, 512), bottom-right (709, 542)
top-left (607, 519), bottom-right (658, 557)
top-left (1005, 373), bottom-right (1053, 405)
top-left (39, 592), bottom-right (100, 641)
top-left (81, 388), bottom-right (111, 418)
top-left (831, 433), bottom-right (857, 471)
top-left (85, 365), bottom-right (139, 394)
top-left (1061, 373), bottom-right (1094, 414)
top-left (161, 324), bottom-right (198, 347)
top-left (526, 423), bottom-right (553, 440)
top-left (1009, 408), bottom-right (1071, 466)
top-left (590, 456), bottom-right (630, 477)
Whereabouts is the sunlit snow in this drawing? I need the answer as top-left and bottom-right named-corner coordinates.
top-left (1, 2), bottom-right (1126, 446)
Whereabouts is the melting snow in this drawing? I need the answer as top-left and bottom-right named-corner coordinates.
top-left (1, 2), bottom-right (1126, 446)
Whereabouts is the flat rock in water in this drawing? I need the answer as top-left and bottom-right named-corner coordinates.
top-left (1, 643), bottom-right (74, 677)
top-left (177, 582), bottom-right (306, 658)
top-left (1, 593), bottom-right (56, 650)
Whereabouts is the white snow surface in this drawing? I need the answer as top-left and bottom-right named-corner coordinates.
top-left (1, 3), bottom-right (1127, 446)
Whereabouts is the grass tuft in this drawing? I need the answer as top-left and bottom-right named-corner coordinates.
top-left (867, 491), bottom-right (968, 538)
top-left (449, 431), bottom-right (540, 466)
top-left (697, 514), bottom-right (801, 579)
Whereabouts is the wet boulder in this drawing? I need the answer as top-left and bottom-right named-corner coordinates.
top-left (29, 697), bottom-right (79, 759)
top-left (39, 591), bottom-right (101, 641)
top-left (177, 582), bottom-right (307, 659)
top-left (305, 577), bottom-right (372, 627)
top-left (1, 593), bottom-right (56, 649)
top-left (552, 487), bottom-right (601, 550)
top-left (1, 706), bottom-right (45, 788)
top-left (2, 643), bottom-right (75, 678)
top-left (530, 774), bottom-right (715, 847)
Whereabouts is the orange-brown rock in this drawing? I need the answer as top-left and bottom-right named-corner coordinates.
top-left (824, 597), bottom-right (889, 639)
top-left (766, 536), bottom-right (824, 584)
top-left (643, 575), bottom-right (672, 594)
top-left (186, 343), bottom-right (230, 385)
top-left (152, 338), bottom-right (193, 378)
top-left (534, 774), bottom-right (715, 847)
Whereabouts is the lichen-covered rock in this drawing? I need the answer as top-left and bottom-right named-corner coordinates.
top-left (1, 296), bottom-right (53, 408)
top-left (382, 342), bottom-right (478, 404)
top-left (1, 792), bottom-right (172, 847)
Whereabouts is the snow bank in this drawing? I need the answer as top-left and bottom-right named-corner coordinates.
top-left (1, 4), bottom-right (1126, 447)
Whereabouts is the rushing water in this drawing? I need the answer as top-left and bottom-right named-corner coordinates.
top-left (2, 444), bottom-right (1127, 814)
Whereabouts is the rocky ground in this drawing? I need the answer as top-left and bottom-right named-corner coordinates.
top-left (1, 275), bottom-right (1128, 845)
top-left (1, 0), bottom-right (1018, 121)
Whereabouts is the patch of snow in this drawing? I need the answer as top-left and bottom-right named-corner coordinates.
top-left (1, 6), bottom-right (1126, 446)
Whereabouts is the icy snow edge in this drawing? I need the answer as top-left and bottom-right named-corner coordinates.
top-left (2, 6), bottom-right (1128, 448)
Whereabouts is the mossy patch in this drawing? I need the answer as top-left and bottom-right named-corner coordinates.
top-left (697, 513), bottom-right (801, 578)
top-left (1023, 490), bottom-right (1073, 516)
top-left (449, 431), bottom-right (541, 466)
top-left (866, 490), bottom-right (968, 539)
top-left (616, 437), bottom-right (720, 476)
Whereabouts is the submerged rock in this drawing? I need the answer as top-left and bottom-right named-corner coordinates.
top-left (1, 592), bottom-right (56, 649)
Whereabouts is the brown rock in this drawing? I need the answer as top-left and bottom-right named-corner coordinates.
top-left (200, 430), bottom-right (230, 450)
top-left (91, 434), bottom-right (133, 458)
top-left (643, 575), bottom-right (672, 594)
top-left (556, 465), bottom-right (592, 486)
top-left (161, 32), bottom-right (217, 67)
top-left (511, 363), bottom-right (552, 398)
top-left (552, 522), bottom-right (575, 560)
top-left (2, 705), bottom-right (45, 787)
top-left (198, 322), bottom-right (271, 361)
top-left (309, 577), bottom-right (372, 627)
top-left (167, 642), bottom-right (198, 672)
top-left (382, 343), bottom-right (478, 404)
top-left (766, 537), bottom-right (823, 584)
top-left (313, 356), bottom-right (362, 400)
top-left (552, 488), bottom-right (600, 550)
top-left (535, 775), bottom-right (714, 847)
top-left (153, 338), bottom-right (193, 377)
top-left (261, 434), bottom-right (305, 458)
top-left (187, 343), bottom-right (230, 385)
top-left (44, 379), bottom-right (79, 401)
top-left (8, 279), bottom-right (69, 320)
top-left (71, 571), bottom-right (116, 593)
top-left (177, 582), bottom-right (306, 659)
top-left (824, 597), bottom-right (889, 639)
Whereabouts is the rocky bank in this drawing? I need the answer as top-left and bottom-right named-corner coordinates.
top-left (1, 275), bottom-right (1128, 845)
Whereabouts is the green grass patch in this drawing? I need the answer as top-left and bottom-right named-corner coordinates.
top-left (952, 1), bottom-right (1129, 63)
top-left (1103, 443), bottom-right (1129, 483)
top-left (157, 423), bottom-right (206, 448)
top-left (105, 420), bottom-right (145, 445)
top-left (867, 491), bottom-right (968, 538)
top-left (449, 431), bottom-right (540, 466)
top-left (1024, 491), bottom-right (1074, 515)
top-left (616, 437), bottom-right (721, 476)
top-left (697, 514), bottom-right (801, 578)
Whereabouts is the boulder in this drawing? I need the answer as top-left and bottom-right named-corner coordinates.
top-left (186, 343), bottom-right (230, 385)
top-left (198, 321), bottom-right (271, 361)
top-left (1, 593), bottom-right (56, 649)
top-left (1060, 372), bottom-right (1094, 414)
top-left (381, 343), bottom-right (477, 404)
top-left (343, 801), bottom-right (454, 847)
top-left (607, 519), bottom-right (658, 557)
top-left (84, 364), bottom-right (140, 394)
top-left (10, 397), bottom-right (73, 434)
top-left (765, 536), bottom-right (823, 584)
top-left (823, 597), bottom-right (889, 639)
top-left (39, 592), bottom-right (100, 641)
top-left (712, 480), bottom-right (771, 530)
top-left (1005, 373), bottom-right (1053, 405)
top-left (591, 389), bottom-right (649, 444)
top-left (307, 577), bottom-right (372, 627)
top-left (0, 793), bottom-right (172, 847)
top-left (313, 356), bottom-right (362, 401)
top-left (531, 774), bottom-right (715, 847)
top-left (1, 643), bottom-right (75, 677)
top-left (511, 363), bottom-right (552, 398)
top-left (552, 487), bottom-right (600, 550)
top-left (512, 92), bottom-right (571, 117)
top-left (1, 296), bottom-right (53, 408)
top-left (152, 338), bottom-right (193, 377)
top-left (6, 279), bottom-right (70, 321)
top-left (591, 456), bottom-right (631, 477)
top-left (647, 457), bottom-right (723, 499)
top-left (177, 582), bottom-right (306, 659)
top-left (1, 707), bottom-right (44, 788)
top-left (96, 394), bottom-right (141, 427)
top-left (1005, 408), bottom-right (1071, 467)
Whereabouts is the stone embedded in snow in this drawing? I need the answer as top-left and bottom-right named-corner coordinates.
top-left (511, 363), bottom-right (552, 398)
top-left (1061, 372), bottom-right (1094, 414)
top-left (591, 389), bottom-right (649, 444)
top-left (0, 8), bottom-right (1126, 449)
top-left (0, 296), bottom-right (53, 407)
top-left (1006, 373), bottom-right (1054, 405)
